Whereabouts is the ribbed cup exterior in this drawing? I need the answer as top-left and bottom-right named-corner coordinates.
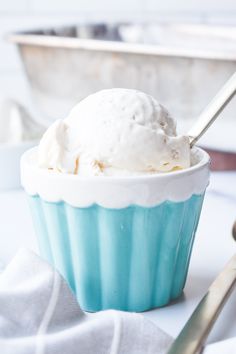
top-left (29, 194), bottom-right (205, 312)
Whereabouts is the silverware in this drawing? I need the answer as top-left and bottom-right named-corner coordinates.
top-left (167, 243), bottom-right (236, 354)
top-left (232, 221), bottom-right (236, 241)
top-left (188, 72), bottom-right (236, 147)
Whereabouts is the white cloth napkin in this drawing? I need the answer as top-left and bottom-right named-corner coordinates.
top-left (0, 248), bottom-right (172, 354)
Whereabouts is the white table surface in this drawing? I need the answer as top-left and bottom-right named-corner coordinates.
top-left (0, 171), bottom-right (236, 346)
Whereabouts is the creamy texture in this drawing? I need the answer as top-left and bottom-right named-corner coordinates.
top-left (38, 89), bottom-right (190, 176)
top-left (0, 98), bottom-right (45, 144)
top-left (23, 147), bottom-right (209, 207)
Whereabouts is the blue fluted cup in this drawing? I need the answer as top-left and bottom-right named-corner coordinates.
top-left (21, 147), bottom-right (210, 312)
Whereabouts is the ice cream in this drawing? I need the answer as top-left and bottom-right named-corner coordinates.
top-left (38, 88), bottom-right (190, 176)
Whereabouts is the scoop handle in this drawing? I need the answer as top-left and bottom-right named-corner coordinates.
top-left (188, 72), bottom-right (236, 147)
top-left (167, 254), bottom-right (236, 354)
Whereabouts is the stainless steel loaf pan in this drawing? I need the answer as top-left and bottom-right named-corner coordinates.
top-left (8, 23), bottom-right (236, 130)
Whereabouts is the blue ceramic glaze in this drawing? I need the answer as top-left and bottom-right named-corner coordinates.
top-left (29, 194), bottom-right (204, 312)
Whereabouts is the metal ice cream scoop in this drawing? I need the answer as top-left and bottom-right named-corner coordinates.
top-left (188, 72), bottom-right (236, 147)
top-left (167, 222), bottom-right (236, 354)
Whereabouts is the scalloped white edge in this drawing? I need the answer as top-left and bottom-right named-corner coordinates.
top-left (21, 147), bottom-right (210, 208)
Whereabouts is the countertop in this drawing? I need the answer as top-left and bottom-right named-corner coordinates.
top-left (0, 171), bottom-right (236, 346)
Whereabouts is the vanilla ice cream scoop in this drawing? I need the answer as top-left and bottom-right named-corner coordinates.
top-left (38, 88), bottom-right (190, 175)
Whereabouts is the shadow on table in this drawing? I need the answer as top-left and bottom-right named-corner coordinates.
top-left (185, 272), bottom-right (215, 301)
